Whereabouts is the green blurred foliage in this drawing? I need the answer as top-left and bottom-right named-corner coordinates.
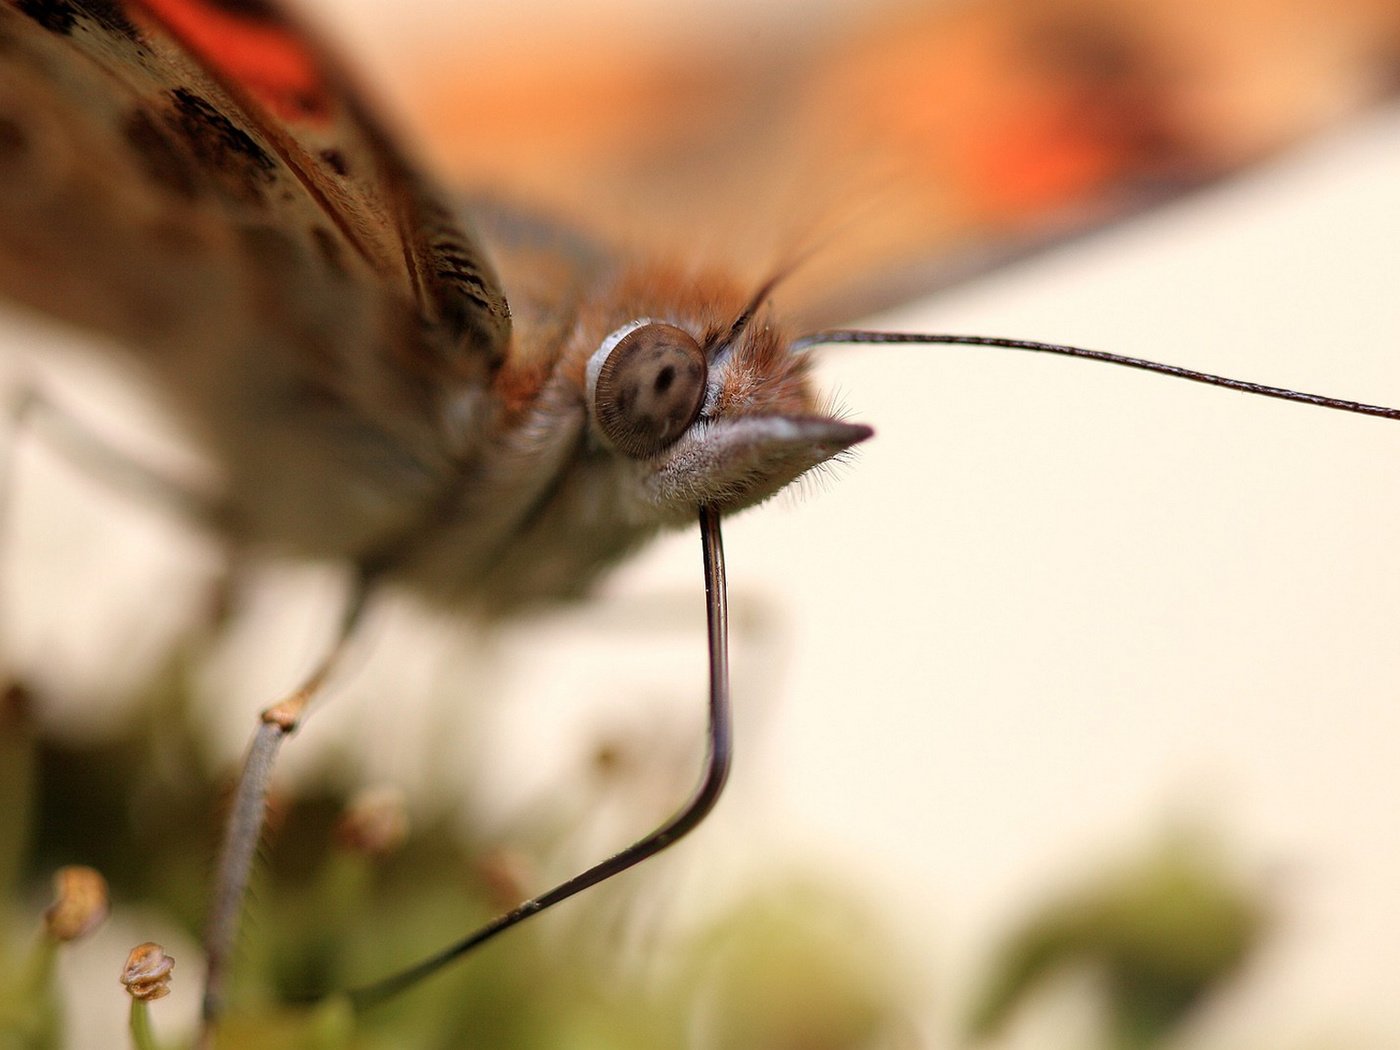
top-left (967, 834), bottom-right (1266, 1050)
top-left (0, 629), bottom-right (1349, 1050)
top-left (0, 644), bottom-right (919, 1050)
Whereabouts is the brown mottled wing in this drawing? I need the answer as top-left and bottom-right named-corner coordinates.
top-left (0, 0), bottom-right (510, 554)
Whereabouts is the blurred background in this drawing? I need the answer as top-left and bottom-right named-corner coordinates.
top-left (2, 0), bottom-right (1399, 1047)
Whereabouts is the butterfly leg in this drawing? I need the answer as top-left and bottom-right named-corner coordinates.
top-left (198, 575), bottom-right (373, 1035)
top-left (0, 384), bottom-right (374, 1031)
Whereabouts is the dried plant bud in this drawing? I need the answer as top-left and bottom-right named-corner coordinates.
top-left (120, 943), bottom-right (175, 1002)
top-left (44, 866), bottom-right (109, 942)
top-left (335, 786), bottom-right (409, 858)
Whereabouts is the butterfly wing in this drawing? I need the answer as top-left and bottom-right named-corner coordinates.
top-left (0, 0), bottom-right (509, 553)
top-left (396, 0), bottom-right (1400, 330)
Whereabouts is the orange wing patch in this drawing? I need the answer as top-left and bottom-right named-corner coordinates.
top-left (397, 0), bottom-right (1400, 328)
top-left (134, 0), bottom-right (331, 122)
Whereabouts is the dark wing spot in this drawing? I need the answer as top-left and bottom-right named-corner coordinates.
top-left (168, 88), bottom-right (275, 205)
top-left (200, 0), bottom-right (282, 19)
top-left (0, 116), bottom-right (28, 163)
top-left (147, 218), bottom-right (202, 253)
top-left (318, 148), bottom-right (348, 176)
top-left (124, 109), bottom-right (200, 200)
top-left (412, 190), bottom-right (510, 361)
top-left (18, 0), bottom-right (143, 42)
top-left (15, 0), bottom-right (78, 34)
top-left (239, 223), bottom-right (299, 277)
top-left (74, 0), bottom-right (143, 42)
top-left (654, 365), bottom-right (675, 394)
top-left (311, 225), bottom-right (347, 278)
top-left (170, 89), bottom-right (272, 169)
top-left (288, 89), bottom-right (325, 119)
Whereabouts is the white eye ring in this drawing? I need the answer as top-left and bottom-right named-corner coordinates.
top-left (585, 318), bottom-right (653, 407)
top-left (587, 320), bottom-right (708, 458)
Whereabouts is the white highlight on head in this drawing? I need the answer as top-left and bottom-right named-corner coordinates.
top-left (585, 318), bottom-right (655, 410)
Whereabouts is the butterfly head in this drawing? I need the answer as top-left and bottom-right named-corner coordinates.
top-left (582, 272), bottom-right (872, 520)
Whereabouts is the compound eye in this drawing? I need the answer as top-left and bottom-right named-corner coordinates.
top-left (592, 322), bottom-right (707, 457)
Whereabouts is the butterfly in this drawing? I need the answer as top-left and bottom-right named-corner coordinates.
top-left (0, 0), bottom-right (871, 1032)
top-left (1, 0), bottom-right (1399, 1043)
